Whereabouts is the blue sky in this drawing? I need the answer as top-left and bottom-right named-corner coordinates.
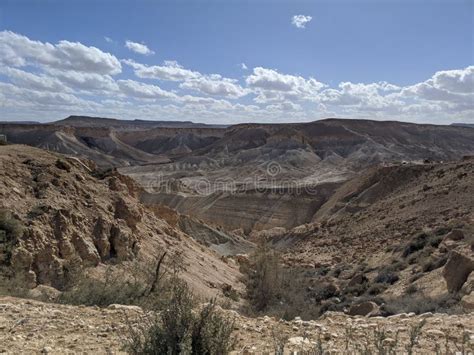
top-left (0, 0), bottom-right (472, 124)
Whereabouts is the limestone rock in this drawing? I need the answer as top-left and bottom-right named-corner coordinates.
top-left (114, 197), bottom-right (142, 229)
top-left (443, 251), bottom-right (474, 293)
top-left (28, 285), bottom-right (62, 302)
top-left (461, 292), bottom-right (474, 311)
top-left (348, 301), bottom-right (380, 317)
top-left (461, 272), bottom-right (474, 295)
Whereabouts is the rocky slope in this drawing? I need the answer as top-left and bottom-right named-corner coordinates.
top-left (0, 144), bottom-right (242, 298)
top-left (0, 296), bottom-right (472, 354)
top-left (252, 159), bottom-right (474, 315)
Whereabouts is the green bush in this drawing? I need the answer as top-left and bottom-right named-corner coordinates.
top-left (125, 278), bottom-right (235, 355)
top-left (0, 209), bottom-right (23, 266)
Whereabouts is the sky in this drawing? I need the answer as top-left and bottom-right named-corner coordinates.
top-left (0, 0), bottom-right (472, 124)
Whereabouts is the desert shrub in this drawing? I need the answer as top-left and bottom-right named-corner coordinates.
top-left (126, 278), bottom-right (235, 355)
top-left (59, 268), bottom-right (148, 307)
top-left (391, 260), bottom-right (408, 271)
top-left (434, 226), bottom-right (451, 236)
top-left (409, 272), bottom-right (423, 283)
top-left (60, 252), bottom-right (170, 308)
top-left (402, 233), bottom-right (429, 257)
top-left (0, 209), bottom-right (23, 266)
top-left (241, 241), bottom-right (282, 312)
top-left (343, 283), bottom-right (369, 296)
top-left (428, 235), bottom-right (444, 248)
top-left (367, 283), bottom-right (387, 296)
top-left (374, 266), bottom-right (399, 285)
top-left (421, 255), bottom-right (448, 273)
top-left (381, 294), bottom-right (461, 315)
top-left (315, 265), bottom-right (330, 276)
top-left (405, 284), bottom-right (418, 295)
top-left (27, 204), bottom-right (49, 219)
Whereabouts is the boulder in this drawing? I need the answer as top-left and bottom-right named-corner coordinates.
top-left (461, 292), bottom-right (474, 311)
top-left (28, 285), bottom-right (62, 302)
top-left (461, 272), bottom-right (474, 295)
top-left (443, 251), bottom-right (474, 293)
top-left (348, 301), bottom-right (380, 317)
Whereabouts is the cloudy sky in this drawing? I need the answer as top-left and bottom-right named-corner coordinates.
top-left (0, 0), bottom-right (472, 124)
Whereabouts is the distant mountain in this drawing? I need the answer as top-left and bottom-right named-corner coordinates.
top-left (0, 121), bottom-right (40, 125)
top-left (451, 123), bottom-right (474, 128)
top-left (52, 115), bottom-right (228, 129)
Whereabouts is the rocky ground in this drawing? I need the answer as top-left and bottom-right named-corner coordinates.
top-left (0, 296), bottom-right (472, 354)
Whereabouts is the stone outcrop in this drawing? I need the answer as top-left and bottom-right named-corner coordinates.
top-left (0, 145), bottom-right (242, 297)
top-left (347, 301), bottom-right (380, 317)
top-left (443, 251), bottom-right (474, 293)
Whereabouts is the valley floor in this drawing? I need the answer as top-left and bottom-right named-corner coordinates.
top-left (0, 296), bottom-right (472, 354)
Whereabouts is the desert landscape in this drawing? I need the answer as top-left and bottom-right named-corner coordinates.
top-left (1, 0), bottom-right (473, 353)
top-left (0, 116), bottom-right (473, 354)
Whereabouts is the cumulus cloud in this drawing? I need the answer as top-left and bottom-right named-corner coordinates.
top-left (180, 75), bottom-right (248, 98)
top-left (117, 79), bottom-right (176, 100)
top-left (125, 40), bottom-right (155, 56)
top-left (0, 31), bottom-right (122, 75)
top-left (0, 67), bottom-right (68, 93)
top-left (123, 59), bottom-right (200, 81)
top-left (431, 66), bottom-right (474, 94)
top-left (246, 67), bottom-right (325, 102)
top-left (124, 59), bottom-right (248, 98)
top-left (291, 15), bottom-right (312, 29)
top-left (45, 69), bottom-right (119, 93)
top-left (0, 30), bottom-right (472, 124)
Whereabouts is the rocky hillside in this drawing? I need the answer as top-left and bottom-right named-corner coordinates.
top-left (255, 159), bottom-right (474, 315)
top-left (0, 145), bottom-right (242, 298)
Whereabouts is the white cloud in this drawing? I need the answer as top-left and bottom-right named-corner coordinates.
top-left (104, 36), bottom-right (114, 43)
top-left (0, 30), bottom-right (472, 124)
top-left (0, 31), bottom-right (121, 75)
top-left (246, 67), bottom-right (325, 102)
top-left (180, 75), bottom-right (248, 98)
top-left (125, 40), bottom-right (155, 55)
top-left (291, 15), bottom-right (312, 29)
top-left (431, 66), bottom-right (474, 94)
top-left (241, 63), bottom-right (248, 70)
top-left (45, 69), bottom-right (119, 93)
top-left (124, 59), bottom-right (248, 98)
top-left (0, 67), bottom-right (68, 93)
top-left (117, 79), bottom-right (176, 100)
top-left (123, 59), bottom-right (200, 81)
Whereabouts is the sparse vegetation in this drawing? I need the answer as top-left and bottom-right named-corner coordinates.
top-left (0, 209), bottom-right (23, 266)
top-left (125, 277), bottom-right (235, 355)
top-left (374, 266), bottom-right (400, 285)
top-left (381, 294), bottom-right (461, 315)
top-left (421, 255), bottom-right (448, 273)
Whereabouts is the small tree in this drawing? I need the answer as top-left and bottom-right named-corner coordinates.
top-left (242, 240), bottom-right (282, 312)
